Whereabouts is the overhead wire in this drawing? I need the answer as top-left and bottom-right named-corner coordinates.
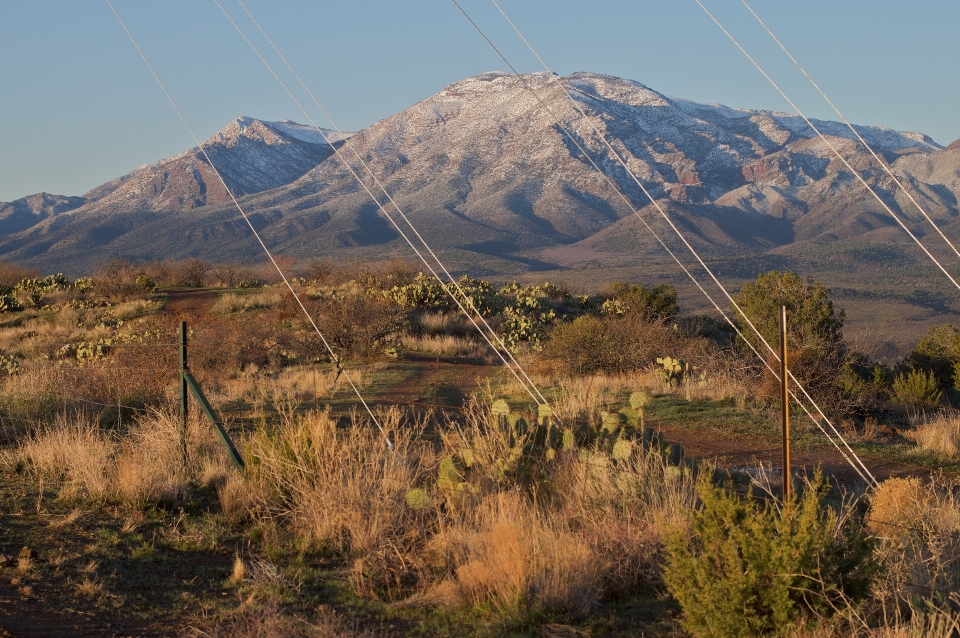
top-left (453, 0), bottom-right (877, 485)
top-left (104, 0), bottom-right (393, 449)
top-left (740, 0), bottom-right (960, 263)
top-left (693, 0), bottom-right (960, 297)
top-left (212, 0), bottom-right (553, 412)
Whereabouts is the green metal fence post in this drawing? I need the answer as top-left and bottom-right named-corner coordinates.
top-left (184, 371), bottom-right (245, 470)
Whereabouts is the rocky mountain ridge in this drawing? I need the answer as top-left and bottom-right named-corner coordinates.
top-left (1, 72), bottom-right (957, 281)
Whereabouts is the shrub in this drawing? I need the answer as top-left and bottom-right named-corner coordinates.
top-left (601, 282), bottom-right (679, 320)
top-left (908, 324), bottom-right (960, 389)
top-left (174, 258), bottom-right (207, 288)
top-left (735, 271), bottom-right (850, 410)
top-left (892, 368), bottom-right (942, 407)
top-left (664, 472), bottom-right (873, 637)
top-left (735, 271), bottom-right (844, 352)
top-left (867, 476), bottom-right (960, 608)
top-left (0, 261), bottom-right (36, 287)
top-left (541, 315), bottom-right (619, 374)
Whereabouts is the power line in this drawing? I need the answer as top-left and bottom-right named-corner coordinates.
top-left (104, 0), bottom-right (392, 449)
top-left (739, 0), bottom-right (960, 263)
top-left (452, 0), bottom-right (876, 486)
top-left (212, 0), bottom-right (552, 414)
top-left (693, 0), bottom-right (960, 299)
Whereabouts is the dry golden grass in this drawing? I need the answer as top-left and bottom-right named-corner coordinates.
top-left (904, 415), bottom-right (960, 457)
top-left (211, 288), bottom-right (284, 315)
top-left (868, 476), bottom-right (960, 608)
top-left (15, 405), bottom-right (230, 508)
top-left (76, 576), bottom-right (103, 597)
top-left (245, 406), bottom-right (432, 598)
top-left (400, 333), bottom-right (477, 358)
top-left (425, 492), bottom-right (605, 617)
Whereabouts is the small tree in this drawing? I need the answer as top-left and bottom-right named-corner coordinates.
top-left (665, 472), bottom-right (874, 637)
top-left (735, 271), bottom-right (844, 353)
top-left (602, 282), bottom-right (679, 320)
top-left (735, 271), bottom-right (846, 407)
top-left (908, 324), bottom-right (960, 389)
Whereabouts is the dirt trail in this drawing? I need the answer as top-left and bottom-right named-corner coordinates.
top-left (159, 288), bottom-right (220, 317)
top-left (374, 353), bottom-right (494, 411)
top-left (658, 426), bottom-right (942, 486)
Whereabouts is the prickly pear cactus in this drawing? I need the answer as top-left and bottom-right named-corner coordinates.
top-left (611, 438), bottom-right (633, 461)
top-left (437, 453), bottom-right (477, 503)
top-left (656, 356), bottom-right (692, 387)
top-left (0, 293), bottom-right (22, 313)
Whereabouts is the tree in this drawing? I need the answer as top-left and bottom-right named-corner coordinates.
top-left (734, 271), bottom-right (844, 354)
top-left (734, 271), bottom-right (846, 407)
top-left (602, 282), bottom-right (679, 320)
top-left (908, 324), bottom-right (960, 389)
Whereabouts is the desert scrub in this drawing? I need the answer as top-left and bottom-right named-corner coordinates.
top-left (664, 472), bottom-right (874, 637)
top-left (211, 288), bottom-right (284, 314)
top-left (903, 414), bottom-right (960, 458)
top-left (892, 368), bottom-right (942, 407)
top-left (867, 477), bottom-right (960, 608)
top-left (421, 492), bottom-right (605, 621)
top-left (16, 407), bottom-right (228, 507)
top-left (243, 406), bottom-right (435, 598)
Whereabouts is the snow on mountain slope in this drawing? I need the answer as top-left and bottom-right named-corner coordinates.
top-left (0, 72), bottom-right (955, 276)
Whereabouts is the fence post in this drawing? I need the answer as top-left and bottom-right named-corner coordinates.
top-left (780, 305), bottom-right (791, 513)
top-left (179, 320), bottom-right (188, 468)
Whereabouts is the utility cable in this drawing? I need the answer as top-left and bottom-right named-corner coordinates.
top-left (213, 0), bottom-right (551, 411)
top-left (456, 0), bottom-right (877, 485)
top-left (740, 0), bottom-right (960, 263)
top-left (105, 0), bottom-right (393, 449)
top-left (694, 0), bottom-right (960, 297)
top-left (228, 0), bottom-right (551, 410)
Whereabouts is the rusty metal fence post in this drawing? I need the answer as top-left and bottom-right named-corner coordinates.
top-left (780, 305), bottom-right (791, 512)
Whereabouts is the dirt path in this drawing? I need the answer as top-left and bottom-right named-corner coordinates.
top-left (658, 425), bottom-right (943, 486)
top-left (159, 288), bottom-right (220, 317)
top-left (374, 353), bottom-right (494, 411)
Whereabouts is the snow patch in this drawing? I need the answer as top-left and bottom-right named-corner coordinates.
top-left (232, 116), bottom-right (353, 145)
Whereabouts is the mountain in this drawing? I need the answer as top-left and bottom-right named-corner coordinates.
top-left (3, 71), bottom-right (960, 354)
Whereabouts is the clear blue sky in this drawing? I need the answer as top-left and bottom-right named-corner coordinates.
top-left (1, 0), bottom-right (957, 202)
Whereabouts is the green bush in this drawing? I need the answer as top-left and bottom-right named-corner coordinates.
top-left (601, 282), bottom-right (679, 320)
top-left (735, 271), bottom-right (849, 410)
top-left (541, 315), bottom-right (618, 374)
top-left (892, 368), bottom-right (942, 406)
top-left (735, 271), bottom-right (844, 353)
top-left (908, 324), bottom-right (960, 388)
top-left (664, 472), bottom-right (873, 637)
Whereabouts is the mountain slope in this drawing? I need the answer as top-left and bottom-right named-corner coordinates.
top-left (0, 72), bottom-right (953, 277)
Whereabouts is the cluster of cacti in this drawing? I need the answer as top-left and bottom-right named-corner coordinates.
top-left (56, 341), bottom-right (110, 364)
top-left (0, 289), bottom-right (22, 313)
top-left (407, 393), bottom-right (687, 511)
top-left (656, 356), bottom-right (710, 389)
top-left (73, 277), bottom-right (95, 293)
top-left (656, 356), bottom-right (690, 387)
top-left (0, 353), bottom-right (20, 377)
top-left (387, 273), bottom-right (448, 309)
top-left (599, 298), bottom-right (626, 316)
top-left (498, 284), bottom-right (558, 352)
top-left (95, 316), bottom-right (124, 330)
top-left (16, 273), bottom-right (70, 293)
top-left (0, 273), bottom-right (76, 310)
top-left (236, 277), bottom-right (263, 289)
